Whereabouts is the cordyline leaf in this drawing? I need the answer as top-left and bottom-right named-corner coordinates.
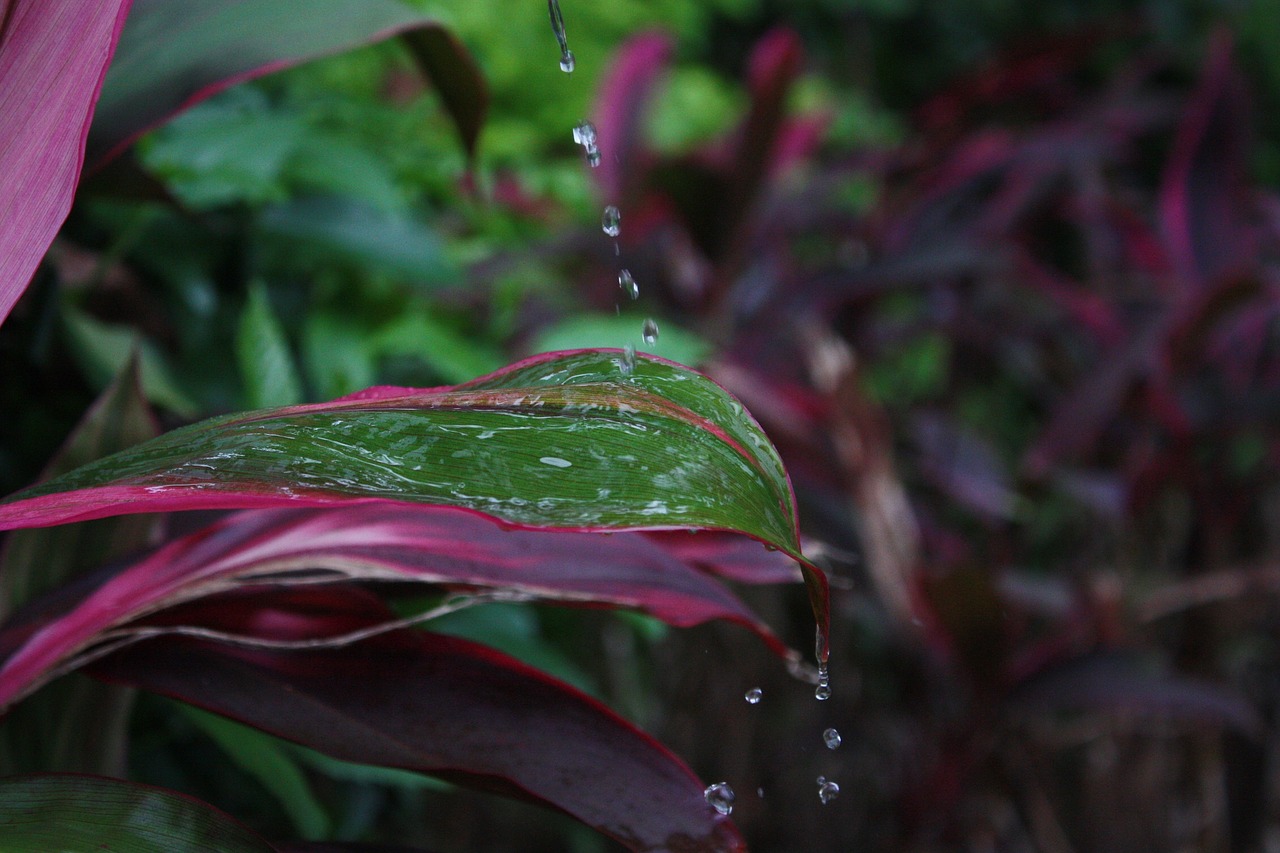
top-left (0, 350), bottom-right (829, 654)
top-left (0, 773), bottom-right (278, 852)
top-left (0, 0), bottom-right (133, 328)
top-left (87, 0), bottom-right (455, 168)
top-left (591, 31), bottom-right (674, 205)
top-left (0, 503), bottom-right (790, 709)
top-left (401, 24), bottom-right (488, 164)
top-left (89, 589), bottom-right (746, 852)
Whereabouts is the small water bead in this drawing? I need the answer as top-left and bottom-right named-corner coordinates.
top-left (744, 687), bottom-right (763, 705)
top-left (586, 148), bottom-right (602, 168)
top-left (572, 121), bottom-right (597, 148)
top-left (559, 50), bottom-right (576, 73)
top-left (823, 727), bottom-right (842, 749)
top-left (602, 205), bottom-right (621, 237)
top-left (642, 318), bottom-right (659, 346)
top-left (618, 269), bottom-right (639, 300)
top-left (816, 777), bottom-right (840, 805)
top-left (703, 782), bottom-right (735, 816)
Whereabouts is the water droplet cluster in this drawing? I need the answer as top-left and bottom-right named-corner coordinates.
top-left (816, 776), bottom-right (840, 805)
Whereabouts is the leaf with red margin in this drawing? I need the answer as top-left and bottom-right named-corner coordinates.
top-left (0, 350), bottom-right (829, 658)
top-left (0, 0), bottom-right (133, 329)
top-left (0, 503), bottom-right (791, 710)
top-left (88, 588), bottom-right (747, 853)
top-left (0, 773), bottom-right (279, 852)
top-left (87, 0), bottom-right (455, 168)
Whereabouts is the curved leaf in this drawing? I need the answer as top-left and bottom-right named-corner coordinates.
top-left (0, 773), bottom-right (278, 852)
top-left (88, 0), bottom-right (449, 167)
top-left (0, 503), bottom-right (790, 709)
top-left (89, 589), bottom-right (747, 852)
top-left (0, 0), bottom-right (132, 328)
top-left (0, 351), bottom-right (826, 646)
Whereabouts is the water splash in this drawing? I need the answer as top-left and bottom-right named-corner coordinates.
top-left (547, 0), bottom-right (574, 72)
top-left (619, 343), bottom-right (636, 376)
top-left (703, 782), bottom-right (735, 816)
top-left (618, 269), bottom-right (639, 300)
top-left (822, 727), bottom-right (841, 749)
top-left (744, 687), bottom-right (763, 705)
top-left (816, 776), bottom-right (840, 805)
top-left (602, 205), bottom-right (621, 237)
top-left (642, 318), bottom-right (659, 346)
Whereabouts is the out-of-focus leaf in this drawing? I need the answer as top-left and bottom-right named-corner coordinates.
top-left (0, 503), bottom-right (788, 709)
top-left (371, 312), bottom-right (504, 385)
top-left (180, 704), bottom-right (330, 840)
top-left (303, 313), bottom-right (377, 401)
top-left (645, 532), bottom-right (803, 585)
top-left (237, 282), bottom-right (304, 409)
top-left (61, 307), bottom-right (199, 417)
top-left (257, 197), bottom-right (458, 286)
top-left (402, 24), bottom-right (489, 163)
top-left (0, 0), bottom-right (133, 328)
top-left (0, 350), bottom-right (826, 652)
top-left (88, 0), bottom-right (449, 167)
top-left (0, 356), bottom-right (156, 776)
top-left (591, 31), bottom-right (674, 204)
top-left (89, 589), bottom-right (747, 853)
top-left (0, 774), bottom-right (278, 852)
top-left (533, 313), bottom-right (713, 367)
top-left (1006, 650), bottom-right (1262, 735)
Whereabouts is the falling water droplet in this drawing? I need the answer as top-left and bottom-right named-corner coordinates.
top-left (559, 50), bottom-right (576, 73)
top-left (572, 121), bottom-right (597, 148)
top-left (618, 269), bottom-right (639, 300)
top-left (816, 777), bottom-right (840, 805)
top-left (620, 343), bottom-right (636, 376)
top-left (642, 318), bottom-right (659, 346)
top-left (744, 687), bottom-right (763, 705)
top-left (815, 664), bottom-right (831, 701)
top-left (586, 148), bottom-right (602, 167)
top-left (703, 782), bottom-right (735, 816)
top-left (602, 205), bottom-right (621, 237)
top-left (548, 0), bottom-right (572, 72)
top-left (823, 727), bottom-right (842, 749)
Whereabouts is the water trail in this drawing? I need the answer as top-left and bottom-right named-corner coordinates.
top-left (547, 0), bottom-right (575, 72)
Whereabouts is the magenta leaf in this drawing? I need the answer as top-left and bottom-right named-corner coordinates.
top-left (88, 589), bottom-right (747, 852)
top-left (0, 350), bottom-right (829, 652)
top-left (0, 0), bottom-right (133, 328)
top-left (0, 503), bottom-right (790, 709)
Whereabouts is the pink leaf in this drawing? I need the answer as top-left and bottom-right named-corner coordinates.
top-left (0, 0), bottom-right (132, 327)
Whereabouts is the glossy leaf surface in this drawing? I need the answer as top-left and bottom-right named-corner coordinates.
top-left (0, 774), bottom-right (277, 852)
top-left (90, 589), bottom-right (746, 852)
top-left (0, 503), bottom-right (788, 709)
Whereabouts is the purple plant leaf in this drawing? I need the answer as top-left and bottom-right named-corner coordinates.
top-left (88, 589), bottom-right (747, 852)
top-left (86, 0), bottom-right (454, 168)
top-left (0, 503), bottom-right (791, 709)
top-left (591, 31), bottom-right (673, 205)
top-left (0, 350), bottom-right (829, 655)
top-left (0, 0), bottom-right (133, 328)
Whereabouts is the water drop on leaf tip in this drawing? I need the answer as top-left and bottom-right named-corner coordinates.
top-left (559, 50), bottom-right (575, 72)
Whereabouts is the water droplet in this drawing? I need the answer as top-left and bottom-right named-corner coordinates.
top-left (817, 777), bottom-right (840, 805)
top-left (618, 269), bottom-right (639, 300)
top-left (559, 50), bottom-right (576, 73)
top-left (572, 121), bottom-right (597, 148)
top-left (539, 456), bottom-right (572, 468)
top-left (815, 662), bottom-right (831, 701)
top-left (744, 688), bottom-right (763, 705)
top-left (548, 0), bottom-right (571, 69)
top-left (619, 343), bottom-right (636, 376)
top-left (642, 318), bottom-right (659, 346)
top-left (703, 782), bottom-right (735, 816)
top-left (586, 148), bottom-right (602, 168)
top-left (823, 727), bottom-right (841, 749)
top-left (602, 205), bottom-right (621, 237)
top-left (757, 787), bottom-right (765, 798)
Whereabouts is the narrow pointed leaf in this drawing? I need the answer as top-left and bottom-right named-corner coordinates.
top-left (87, 0), bottom-right (450, 167)
top-left (0, 503), bottom-right (788, 709)
top-left (402, 24), bottom-right (489, 163)
top-left (89, 591), bottom-right (746, 852)
top-left (0, 351), bottom-right (825, 637)
top-left (0, 0), bottom-right (133, 328)
top-left (0, 774), bottom-right (278, 852)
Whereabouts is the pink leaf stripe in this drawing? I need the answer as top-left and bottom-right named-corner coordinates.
top-left (0, 504), bottom-right (793, 709)
top-left (0, 0), bottom-right (133, 327)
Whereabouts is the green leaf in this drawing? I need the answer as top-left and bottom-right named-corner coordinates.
top-left (0, 774), bottom-right (278, 852)
top-left (237, 282), bottom-right (305, 409)
top-left (179, 705), bottom-right (331, 840)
